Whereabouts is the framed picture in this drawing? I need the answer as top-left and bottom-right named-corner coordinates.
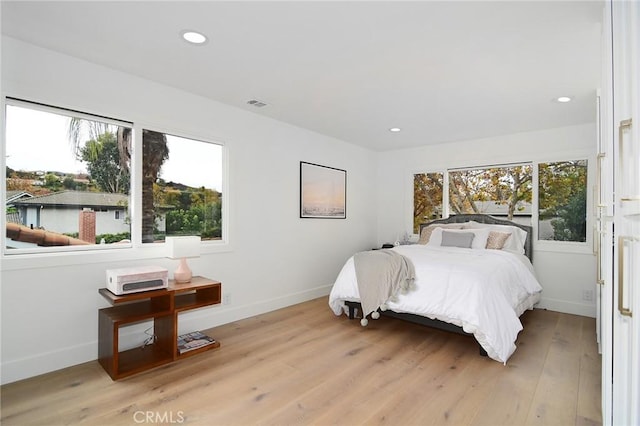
top-left (300, 161), bottom-right (346, 219)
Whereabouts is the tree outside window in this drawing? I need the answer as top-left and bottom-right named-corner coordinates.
top-left (412, 161), bottom-right (588, 244)
top-left (79, 131), bottom-right (130, 194)
top-left (413, 172), bottom-right (443, 233)
top-left (4, 102), bottom-right (133, 250)
top-left (4, 100), bottom-right (224, 253)
top-left (449, 165), bottom-right (533, 223)
top-left (538, 160), bottom-right (587, 242)
top-left (142, 131), bottom-right (223, 243)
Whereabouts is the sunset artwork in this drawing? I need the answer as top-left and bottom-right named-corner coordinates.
top-left (300, 162), bottom-right (346, 218)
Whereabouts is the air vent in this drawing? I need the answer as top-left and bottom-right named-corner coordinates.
top-left (246, 99), bottom-right (268, 108)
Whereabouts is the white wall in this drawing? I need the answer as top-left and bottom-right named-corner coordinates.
top-left (375, 124), bottom-right (598, 318)
top-left (0, 38), bottom-right (377, 384)
top-left (0, 36), bottom-right (597, 385)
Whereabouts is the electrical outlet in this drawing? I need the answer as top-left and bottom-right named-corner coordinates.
top-left (223, 293), bottom-right (231, 305)
top-left (583, 290), bottom-right (594, 301)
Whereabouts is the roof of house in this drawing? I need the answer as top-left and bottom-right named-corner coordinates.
top-left (6, 222), bottom-right (92, 247)
top-left (11, 191), bottom-right (128, 208)
top-left (6, 190), bottom-right (34, 204)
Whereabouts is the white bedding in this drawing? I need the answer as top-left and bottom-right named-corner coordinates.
top-left (328, 244), bottom-right (542, 364)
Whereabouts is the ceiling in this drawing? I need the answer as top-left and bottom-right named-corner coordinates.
top-left (1, 1), bottom-right (603, 152)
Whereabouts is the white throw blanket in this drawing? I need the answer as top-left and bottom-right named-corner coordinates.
top-left (353, 249), bottom-right (415, 319)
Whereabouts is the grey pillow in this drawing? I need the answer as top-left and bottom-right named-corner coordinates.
top-left (440, 230), bottom-right (475, 248)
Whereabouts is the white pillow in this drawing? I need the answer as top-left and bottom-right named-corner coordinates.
top-left (462, 220), bottom-right (527, 254)
top-left (428, 227), bottom-right (490, 250)
top-left (417, 223), bottom-right (463, 244)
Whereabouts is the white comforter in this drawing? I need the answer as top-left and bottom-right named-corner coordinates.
top-left (328, 245), bottom-right (543, 364)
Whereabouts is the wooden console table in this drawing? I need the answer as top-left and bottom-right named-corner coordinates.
top-left (98, 276), bottom-right (221, 380)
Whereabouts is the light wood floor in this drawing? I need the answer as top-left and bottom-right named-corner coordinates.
top-left (1, 297), bottom-right (601, 426)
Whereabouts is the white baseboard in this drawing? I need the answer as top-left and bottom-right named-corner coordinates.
top-left (536, 296), bottom-right (596, 318)
top-left (0, 284), bottom-right (333, 385)
top-left (0, 341), bottom-right (98, 386)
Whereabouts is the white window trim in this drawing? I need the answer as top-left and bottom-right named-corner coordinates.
top-left (2, 98), bottom-right (135, 257)
top-left (1, 98), bottom-right (231, 269)
top-left (533, 155), bottom-right (594, 254)
top-left (409, 153), bottom-right (594, 255)
top-left (134, 121), bottom-right (230, 248)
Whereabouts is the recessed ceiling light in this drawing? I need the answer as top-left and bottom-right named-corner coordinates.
top-left (389, 127), bottom-right (401, 132)
top-left (181, 30), bottom-right (208, 45)
top-left (556, 96), bottom-right (572, 103)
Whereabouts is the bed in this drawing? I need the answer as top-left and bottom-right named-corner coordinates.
top-left (328, 214), bottom-right (542, 364)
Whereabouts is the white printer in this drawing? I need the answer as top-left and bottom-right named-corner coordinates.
top-left (106, 266), bottom-right (169, 295)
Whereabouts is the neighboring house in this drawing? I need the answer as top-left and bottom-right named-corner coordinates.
top-left (6, 190), bottom-right (33, 206)
top-left (11, 190), bottom-right (130, 236)
top-left (468, 200), bottom-right (550, 237)
top-left (468, 200), bottom-right (532, 217)
top-left (467, 201), bottom-right (568, 240)
top-left (5, 190), bottom-right (33, 224)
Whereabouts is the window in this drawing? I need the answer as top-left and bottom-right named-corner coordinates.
top-left (413, 172), bottom-right (444, 233)
top-left (4, 101), bottom-right (132, 251)
top-left (412, 160), bottom-right (590, 247)
top-left (3, 99), bottom-right (225, 254)
top-left (448, 164), bottom-right (533, 225)
top-left (538, 160), bottom-right (587, 242)
top-left (141, 130), bottom-right (223, 244)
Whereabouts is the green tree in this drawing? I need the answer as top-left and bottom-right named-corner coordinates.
top-left (162, 185), bottom-right (222, 239)
top-left (43, 173), bottom-right (62, 191)
top-left (80, 132), bottom-right (130, 194)
top-left (550, 188), bottom-right (587, 241)
top-left (141, 129), bottom-right (169, 243)
top-left (68, 118), bottom-right (168, 243)
top-left (62, 176), bottom-right (76, 190)
top-left (539, 160), bottom-right (587, 241)
top-left (68, 118), bottom-right (112, 159)
top-left (538, 161), bottom-right (587, 218)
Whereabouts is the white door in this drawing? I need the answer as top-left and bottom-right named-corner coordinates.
top-left (610, 1), bottom-right (640, 425)
top-left (597, 4), bottom-right (615, 422)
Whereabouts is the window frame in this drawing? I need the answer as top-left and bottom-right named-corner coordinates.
top-left (1, 98), bottom-right (230, 267)
top-left (447, 161), bottom-right (533, 220)
top-left (412, 171), bottom-right (445, 233)
top-left (533, 156), bottom-right (593, 254)
top-left (135, 124), bottom-right (227, 246)
top-left (411, 154), bottom-right (594, 254)
top-left (3, 98), bottom-right (134, 256)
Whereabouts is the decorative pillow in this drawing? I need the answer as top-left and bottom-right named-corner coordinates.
top-left (428, 227), bottom-right (490, 249)
top-left (486, 231), bottom-right (511, 250)
top-left (440, 230), bottom-right (475, 248)
top-left (417, 223), bottom-right (463, 244)
top-left (463, 221), bottom-right (527, 254)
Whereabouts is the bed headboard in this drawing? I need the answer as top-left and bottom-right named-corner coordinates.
top-left (419, 214), bottom-right (533, 262)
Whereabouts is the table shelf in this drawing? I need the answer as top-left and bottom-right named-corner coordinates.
top-left (98, 276), bottom-right (221, 380)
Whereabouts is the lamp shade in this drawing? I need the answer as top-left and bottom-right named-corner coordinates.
top-left (166, 236), bottom-right (201, 283)
top-left (166, 236), bottom-right (201, 259)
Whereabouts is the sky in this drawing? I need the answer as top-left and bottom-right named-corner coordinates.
top-left (5, 104), bottom-right (223, 192)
